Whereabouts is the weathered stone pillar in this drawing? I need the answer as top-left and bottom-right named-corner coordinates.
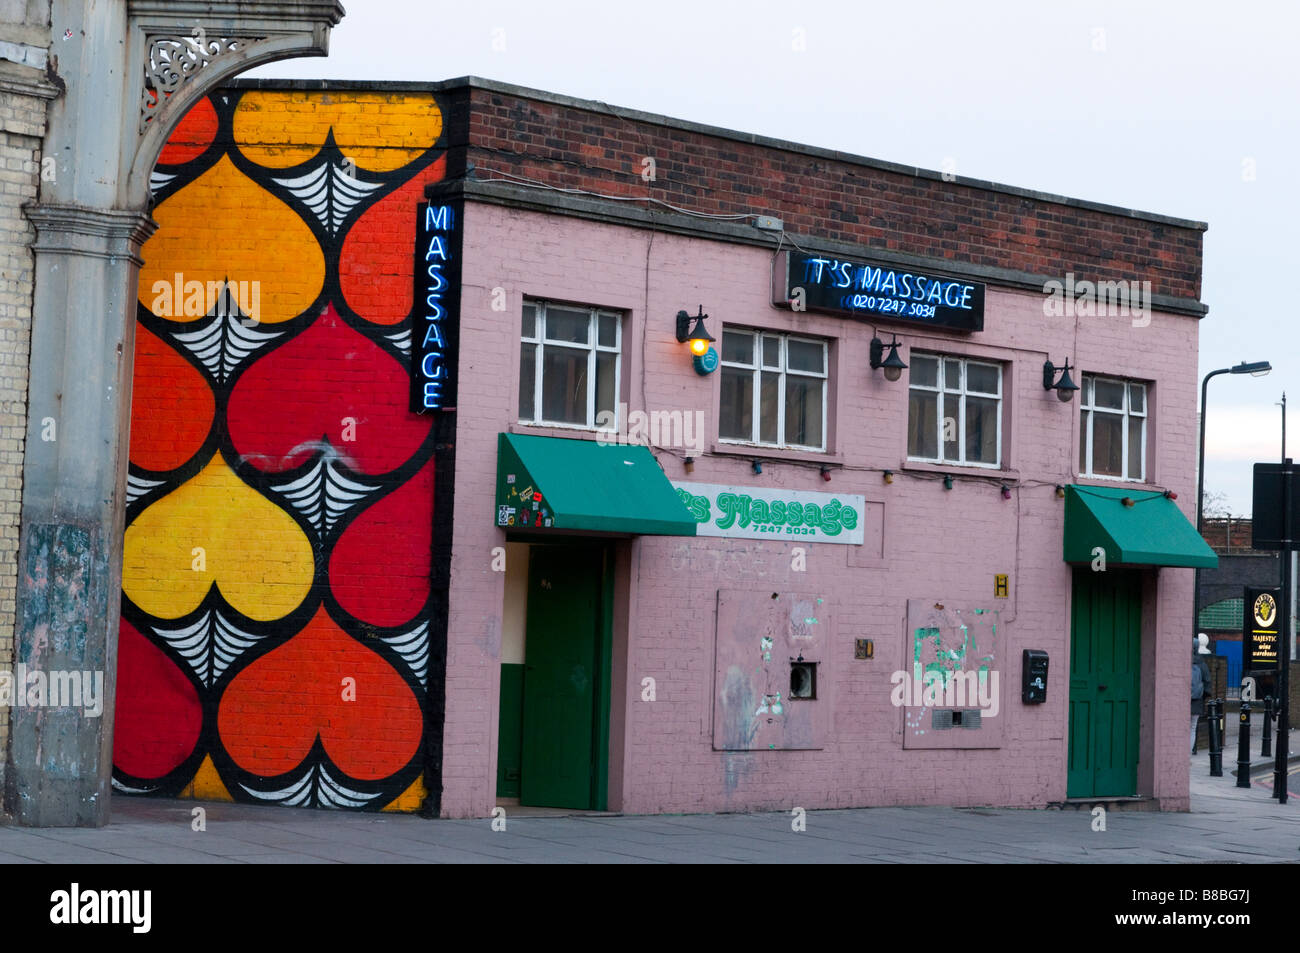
top-left (0, 0), bottom-right (58, 798)
top-left (6, 205), bottom-right (154, 825)
top-left (4, 0), bottom-right (344, 827)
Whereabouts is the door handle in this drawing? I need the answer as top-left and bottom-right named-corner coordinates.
top-left (1098, 683), bottom-right (1108, 691)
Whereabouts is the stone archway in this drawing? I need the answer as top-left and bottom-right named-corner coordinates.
top-left (5, 0), bottom-right (344, 827)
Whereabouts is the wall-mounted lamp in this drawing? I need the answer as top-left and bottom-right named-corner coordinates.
top-left (883, 470), bottom-right (894, 485)
top-left (1055, 485), bottom-right (1066, 499)
top-left (676, 306), bottom-right (715, 355)
top-left (1000, 484), bottom-right (1012, 500)
top-left (1164, 489), bottom-right (1178, 500)
top-left (684, 456), bottom-right (695, 474)
top-left (820, 466), bottom-right (832, 482)
top-left (677, 306), bottom-right (718, 375)
top-left (943, 475), bottom-right (953, 491)
top-left (1042, 358), bottom-right (1080, 402)
top-left (1121, 496), bottom-right (1135, 508)
top-left (869, 333), bottom-right (908, 382)
top-left (752, 459), bottom-right (763, 475)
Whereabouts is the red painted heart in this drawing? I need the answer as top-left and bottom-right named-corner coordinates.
top-left (330, 457), bottom-right (433, 627)
top-left (227, 303), bottom-right (430, 474)
top-left (112, 619), bottom-right (203, 780)
top-left (158, 95), bottom-right (218, 166)
top-left (130, 323), bottom-right (215, 472)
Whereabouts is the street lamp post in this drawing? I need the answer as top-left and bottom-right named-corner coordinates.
top-left (1196, 361), bottom-right (1272, 541)
top-left (1195, 361), bottom-right (1271, 706)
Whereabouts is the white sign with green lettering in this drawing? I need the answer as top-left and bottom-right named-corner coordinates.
top-left (670, 481), bottom-right (865, 544)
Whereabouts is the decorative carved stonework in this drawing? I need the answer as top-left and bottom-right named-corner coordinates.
top-left (140, 27), bottom-right (264, 133)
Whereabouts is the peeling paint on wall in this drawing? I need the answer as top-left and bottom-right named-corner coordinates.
top-left (900, 599), bottom-right (1003, 750)
top-left (713, 590), bottom-right (830, 754)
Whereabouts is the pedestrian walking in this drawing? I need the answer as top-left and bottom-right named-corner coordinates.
top-left (1192, 632), bottom-right (1212, 754)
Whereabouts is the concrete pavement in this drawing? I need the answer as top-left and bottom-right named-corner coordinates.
top-left (2, 741), bottom-right (1298, 863)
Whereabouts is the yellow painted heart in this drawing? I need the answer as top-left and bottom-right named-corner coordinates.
top-left (123, 453), bottom-right (314, 621)
top-left (233, 90), bottom-right (443, 171)
top-left (138, 155), bottom-right (325, 324)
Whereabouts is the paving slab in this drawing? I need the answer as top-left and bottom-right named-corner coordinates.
top-left (4, 742), bottom-right (1300, 862)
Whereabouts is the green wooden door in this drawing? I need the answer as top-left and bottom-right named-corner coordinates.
top-left (1068, 569), bottom-right (1142, 797)
top-left (520, 545), bottom-right (603, 809)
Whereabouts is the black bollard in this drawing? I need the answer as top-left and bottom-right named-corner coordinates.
top-left (1262, 696), bottom-right (1274, 759)
top-left (1208, 698), bottom-right (1224, 777)
top-left (1237, 701), bottom-right (1253, 788)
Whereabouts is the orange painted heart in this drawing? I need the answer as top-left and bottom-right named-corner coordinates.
top-left (218, 607), bottom-right (423, 780)
top-left (139, 155), bottom-right (325, 324)
top-left (112, 619), bottom-right (202, 780)
top-left (227, 303), bottom-right (430, 474)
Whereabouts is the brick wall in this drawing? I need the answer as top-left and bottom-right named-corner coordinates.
top-left (1201, 518), bottom-right (1257, 553)
top-left (129, 79), bottom-right (1207, 816)
top-left (113, 88), bottom-right (446, 810)
top-left (0, 83), bottom-right (46, 782)
top-left (445, 198), bottom-right (1204, 815)
top-left (462, 84), bottom-right (1204, 303)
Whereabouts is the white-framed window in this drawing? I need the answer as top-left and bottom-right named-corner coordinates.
top-left (519, 300), bottom-right (621, 429)
top-left (718, 328), bottom-right (828, 451)
top-left (907, 353), bottom-right (1002, 467)
top-left (1079, 375), bottom-right (1146, 480)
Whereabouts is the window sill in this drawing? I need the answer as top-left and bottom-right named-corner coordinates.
top-left (900, 459), bottom-right (1021, 482)
top-left (712, 441), bottom-right (844, 466)
top-left (1073, 475), bottom-right (1159, 490)
top-left (509, 422), bottom-right (607, 442)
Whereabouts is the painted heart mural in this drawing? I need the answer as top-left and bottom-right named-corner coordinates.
top-left (233, 90), bottom-right (444, 172)
top-left (226, 303), bottom-right (430, 475)
top-left (123, 452), bottom-right (316, 621)
top-left (218, 606), bottom-right (424, 782)
top-left (114, 88), bottom-right (445, 812)
top-left (140, 155), bottom-right (326, 325)
top-left (113, 620), bottom-right (203, 786)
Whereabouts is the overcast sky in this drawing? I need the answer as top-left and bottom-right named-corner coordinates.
top-left (249, 0), bottom-right (1298, 515)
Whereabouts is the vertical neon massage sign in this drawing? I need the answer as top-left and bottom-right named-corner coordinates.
top-left (409, 201), bottom-right (462, 413)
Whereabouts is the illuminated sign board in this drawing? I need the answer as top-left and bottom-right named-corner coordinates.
top-left (409, 201), bottom-right (462, 413)
top-left (1244, 585), bottom-right (1282, 671)
top-left (773, 250), bottom-right (984, 332)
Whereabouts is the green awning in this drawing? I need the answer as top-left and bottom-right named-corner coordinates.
top-left (495, 432), bottom-right (697, 536)
top-left (1198, 598), bottom-right (1243, 630)
top-left (1063, 485), bottom-right (1218, 568)
top-left (1199, 597), bottom-right (1300, 632)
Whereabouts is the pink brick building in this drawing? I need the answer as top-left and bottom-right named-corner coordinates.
top-left (117, 77), bottom-right (1213, 819)
top-left (417, 78), bottom-right (1214, 817)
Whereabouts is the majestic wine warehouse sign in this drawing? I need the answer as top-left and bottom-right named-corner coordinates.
top-left (773, 250), bottom-right (985, 332)
top-left (1244, 585), bottom-right (1282, 671)
top-left (409, 201), bottom-right (463, 413)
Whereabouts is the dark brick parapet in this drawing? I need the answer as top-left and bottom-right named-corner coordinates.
top-left (229, 75), bottom-right (1206, 309)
